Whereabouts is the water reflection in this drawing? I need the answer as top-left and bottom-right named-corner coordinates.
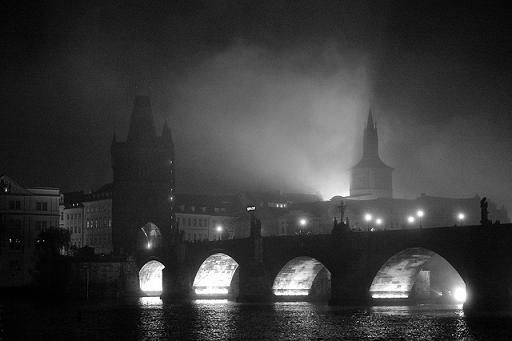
top-left (4, 299), bottom-right (512, 340)
top-left (138, 296), bottom-right (164, 306)
top-left (136, 296), bottom-right (168, 339)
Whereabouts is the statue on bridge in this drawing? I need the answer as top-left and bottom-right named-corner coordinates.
top-left (250, 213), bottom-right (262, 238)
top-left (331, 200), bottom-right (350, 236)
top-left (480, 197), bottom-right (490, 226)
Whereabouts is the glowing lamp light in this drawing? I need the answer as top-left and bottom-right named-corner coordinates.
top-left (216, 225), bottom-right (223, 233)
top-left (375, 218), bottom-right (383, 226)
top-left (453, 287), bottom-right (467, 303)
top-left (299, 218), bottom-right (307, 226)
top-left (147, 242), bottom-right (151, 249)
top-left (364, 213), bottom-right (373, 222)
top-left (407, 216), bottom-right (415, 224)
top-left (416, 210), bottom-right (424, 218)
top-left (246, 206), bottom-right (256, 212)
top-left (457, 212), bottom-right (466, 221)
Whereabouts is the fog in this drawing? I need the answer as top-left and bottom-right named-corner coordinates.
top-left (2, 1), bottom-right (511, 212)
top-left (163, 43), bottom-right (371, 198)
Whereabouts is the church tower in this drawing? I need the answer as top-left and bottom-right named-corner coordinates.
top-left (111, 96), bottom-right (175, 255)
top-left (350, 110), bottom-right (393, 199)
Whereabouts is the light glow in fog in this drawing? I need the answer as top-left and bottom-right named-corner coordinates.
top-left (453, 287), bottom-right (467, 302)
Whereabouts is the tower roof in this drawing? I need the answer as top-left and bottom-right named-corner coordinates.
top-left (127, 96), bottom-right (156, 144)
top-left (367, 109), bottom-right (375, 129)
top-left (351, 109), bottom-right (392, 169)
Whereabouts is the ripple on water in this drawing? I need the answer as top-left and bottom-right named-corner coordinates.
top-left (2, 300), bottom-right (512, 340)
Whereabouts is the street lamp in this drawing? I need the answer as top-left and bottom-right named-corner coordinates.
top-left (364, 213), bottom-right (372, 230)
top-left (364, 213), bottom-right (372, 222)
top-left (215, 225), bottom-right (224, 240)
top-left (375, 218), bottom-right (383, 226)
top-left (416, 210), bottom-right (424, 228)
top-left (407, 216), bottom-right (416, 225)
top-left (298, 218), bottom-right (307, 234)
top-left (457, 212), bottom-right (465, 225)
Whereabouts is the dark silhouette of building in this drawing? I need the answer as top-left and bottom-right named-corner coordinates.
top-left (350, 110), bottom-right (393, 199)
top-left (0, 175), bottom-right (60, 287)
top-left (111, 96), bottom-right (175, 255)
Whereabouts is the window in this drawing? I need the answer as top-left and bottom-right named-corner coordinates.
top-left (9, 201), bottom-right (15, 209)
top-left (36, 221), bottom-right (48, 231)
top-left (60, 212), bottom-right (64, 220)
top-left (15, 201), bottom-right (20, 209)
top-left (36, 202), bottom-right (48, 211)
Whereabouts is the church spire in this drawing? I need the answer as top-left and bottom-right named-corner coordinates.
top-left (367, 109), bottom-right (375, 129)
top-left (362, 109), bottom-right (378, 159)
top-left (127, 96), bottom-right (156, 144)
top-left (350, 107), bottom-right (393, 199)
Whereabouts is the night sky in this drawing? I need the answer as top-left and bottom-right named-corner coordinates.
top-left (2, 1), bottom-right (512, 212)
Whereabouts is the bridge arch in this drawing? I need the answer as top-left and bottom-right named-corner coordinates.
top-left (272, 256), bottom-right (331, 300)
top-left (369, 247), bottom-right (466, 303)
top-left (138, 222), bottom-right (162, 250)
top-left (192, 252), bottom-right (240, 298)
top-left (139, 259), bottom-right (166, 296)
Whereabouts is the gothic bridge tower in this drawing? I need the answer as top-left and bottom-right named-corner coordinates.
top-left (350, 110), bottom-right (393, 199)
top-left (111, 96), bottom-right (175, 255)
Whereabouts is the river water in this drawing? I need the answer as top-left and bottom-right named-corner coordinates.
top-left (2, 298), bottom-right (512, 340)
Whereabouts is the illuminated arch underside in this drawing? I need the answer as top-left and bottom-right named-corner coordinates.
top-left (273, 257), bottom-right (328, 296)
top-left (139, 260), bottom-right (165, 293)
top-left (193, 253), bottom-right (239, 295)
top-left (370, 247), bottom-right (435, 299)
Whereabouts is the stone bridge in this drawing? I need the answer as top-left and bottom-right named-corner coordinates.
top-left (135, 224), bottom-right (512, 312)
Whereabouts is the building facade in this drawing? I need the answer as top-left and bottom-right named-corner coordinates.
top-left (60, 191), bottom-right (85, 249)
top-left (60, 185), bottom-right (113, 254)
top-left (83, 184), bottom-right (112, 254)
top-left (111, 96), bottom-right (175, 255)
top-left (175, 194), bottom-right (239, 241)
top-left (0, 175), bottom-right (60, 287)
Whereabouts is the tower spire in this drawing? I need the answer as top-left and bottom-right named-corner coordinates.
top-left (367, 109), bottom-right (375, 129)
top-left (127, 96), bottom-right (156, 144)
top-left (350, 107), bottom-right (393, 199)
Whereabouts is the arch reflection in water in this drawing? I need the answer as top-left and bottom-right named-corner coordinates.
top-left (272, 257), bottom-right (331, 298)
top-left (370, 247), bottom-right (466, 303)
top-left (139, 260), bottom-right (165, 295)
top-left (193, 253), bottom-right (239, 296)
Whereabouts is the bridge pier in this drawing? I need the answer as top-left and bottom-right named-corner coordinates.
top-left (237, 261), bottom-right (272, 302)
top-left (464, 274), bottom-right (512, 314)
top-left (329, 272), bottom-right (370, 307)
top-left (161, 265), bottom-right (194, 302)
